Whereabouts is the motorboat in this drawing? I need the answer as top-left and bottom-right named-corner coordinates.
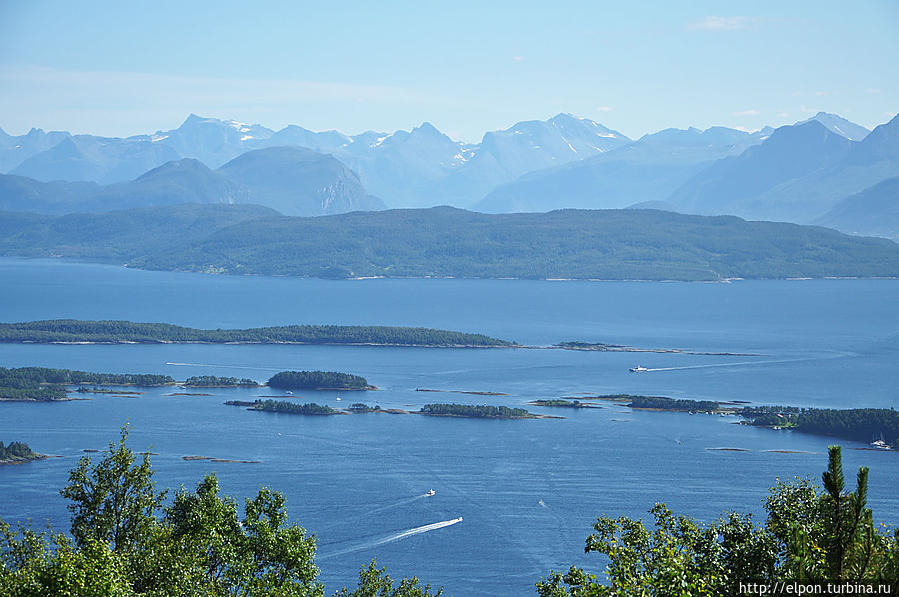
top-left (426, 489), bottom-right (435, 496)
top-left (629, 365), bottom-right (650, 373)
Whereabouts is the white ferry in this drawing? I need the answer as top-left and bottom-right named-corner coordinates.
top-left (629, 365), bottom-right (650, 373)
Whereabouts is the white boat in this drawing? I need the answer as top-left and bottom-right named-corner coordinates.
top-left (871, 433), bottom-right (891, 450)
top-left (629, 365), bottom-right (650, 373)
top-left (335, 396), bottom-right (342, 401)
top-left (426, 489), bottom-right (435, 496)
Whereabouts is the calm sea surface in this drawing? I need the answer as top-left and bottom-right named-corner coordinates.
top-left (1, 258), bottom-right (897, 595)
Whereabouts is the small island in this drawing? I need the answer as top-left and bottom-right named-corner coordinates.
top-left (268, 371), bottom-right (375, 391)
top-left (418, 403), bottom-right (540, 419)
top-left (555, 341), bottom-right (757, 356)
top-left (0, 441), bottom-right (46, 465)
top-left (0, 319), bottom-right (516, 348)
top-left (183, 376), bottom-right (259, 388)
top-left (528, 399), bottom-right (599, 408)
top-left (231, 399), bottom-right (342, 416)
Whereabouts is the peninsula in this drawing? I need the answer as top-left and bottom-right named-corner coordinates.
top-left (577, 393), bottom-right (899, 449)
top-left (0, 320), bottom-right (515, 348)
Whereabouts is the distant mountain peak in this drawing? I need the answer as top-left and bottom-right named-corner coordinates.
top-left (412, 122), bottom-right (444, 137)
top-left (797, 112), bottom-right (870, 141)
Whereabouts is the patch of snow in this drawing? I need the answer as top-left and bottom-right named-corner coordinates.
top-left (151, 135), bottom-right (169, 142)
top-left (370, 135), bottom-right (389, 147)
top-left (566, 141), bottom-right (578, 154)
top-left (240, 135), bottom-right (253, 141)
top-left (596, 133), bottom-right (617, 138)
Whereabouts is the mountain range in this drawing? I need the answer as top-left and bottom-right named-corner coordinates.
top-left (666, 114), bottom-right (899, 228)
top-left (2, 110), bottom-right (897, 239)
top-left (0, 147), bottom-right (383, 216)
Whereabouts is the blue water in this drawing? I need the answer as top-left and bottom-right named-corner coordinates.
top-left (1, 257), bottom-right (898, 595)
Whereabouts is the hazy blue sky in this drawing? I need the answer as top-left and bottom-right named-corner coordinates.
top-left (1, 0), bottom-right (896, 141)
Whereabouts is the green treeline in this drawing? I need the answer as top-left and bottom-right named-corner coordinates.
top-left (268, 371), bottom-right (371, 391)
top-left (0, 366), bottom-right (173, 401)
top-left (183, 376), bottom-right (258, 387)
top-left (347, 403), bottom-right (381, 413)
top-left (0, 441), bottom-right (40, 463)
top-left (626, 395), bottom-right (720, 412)
top-left (742, 406), bottom-right (899, 447)
top-left (418, 403), bottom-right (532, 419)
top-left (251, 400), bottom-right (340, 416)
top-left (540, 446), bottom-right (899, 594)
top-left (0, 319), bottom-right (514, 347)
top-left (530, 399), bottom-right (590, 408)
top-left (0, 427), bottom-right (441, 595)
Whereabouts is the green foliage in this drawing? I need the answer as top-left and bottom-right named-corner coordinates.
top-left (4, 205), bottom-right (899, 280)
top-left (741, 406), bottom-right (899, 446)
top-left (418, 403), bottom-right (532, 418)
top-left (59, 425), bottom-right (166, 553)
top-left (0, 366), bottom-right (172, 402)
top-left (182, 375), bottom-right (258, 387)
top-left (165, 475), bottom-right (322, 596)
top-left (335, 560), bottom-right (442, 596)
top-left (537, 447), bottom-right (899, 595)
top-left (626, 396), bottom-right (720, 413)
top-left (268, 371), bottom-right (370, 391)
top-left (252, 400), bottom-right (340, 416)
top-left (347, 403), bottom-right (380, 413)
top-left (0, 442), bottom-right (39, 463)
top-left (530, 399), bottom-right (586, 408)
top-left (1, 426), bottom-right (437, 596)
top-left (0, 319), bottom-right (513, 347)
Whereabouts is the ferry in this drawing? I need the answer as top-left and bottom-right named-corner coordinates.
top-left (629, 365), bottom-right (650, 373)
top-left (426, 489), bottom-right (435, 496)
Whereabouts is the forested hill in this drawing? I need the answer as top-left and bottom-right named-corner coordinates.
top-left (0, 320), bottom-right (514, 347)
top-left (2, 204), bottom-right (899, 280)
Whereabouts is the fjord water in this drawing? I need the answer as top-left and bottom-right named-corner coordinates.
top-left (1, 258), bottom-right (897, 596)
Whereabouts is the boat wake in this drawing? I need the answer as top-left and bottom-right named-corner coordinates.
top-left (318, 517), bottom-right (462, 560)
top-left (638, 357), bottom-right (811, 373)
top-left (365, 491), bottom-right (435, 516)
top-left (165, 362), bottom-right (282, 371)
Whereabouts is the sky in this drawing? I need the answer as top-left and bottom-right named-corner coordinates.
top-left (0, 0), bottom-right (897, 142)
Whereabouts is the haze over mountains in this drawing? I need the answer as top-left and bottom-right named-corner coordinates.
top-left (1, 110), bottom-right (897, 239)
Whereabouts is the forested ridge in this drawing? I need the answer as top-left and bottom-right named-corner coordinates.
top-left (2, 205), bottom-right (898, 280)
top-left (0, 319), bottom-right (513, 347)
